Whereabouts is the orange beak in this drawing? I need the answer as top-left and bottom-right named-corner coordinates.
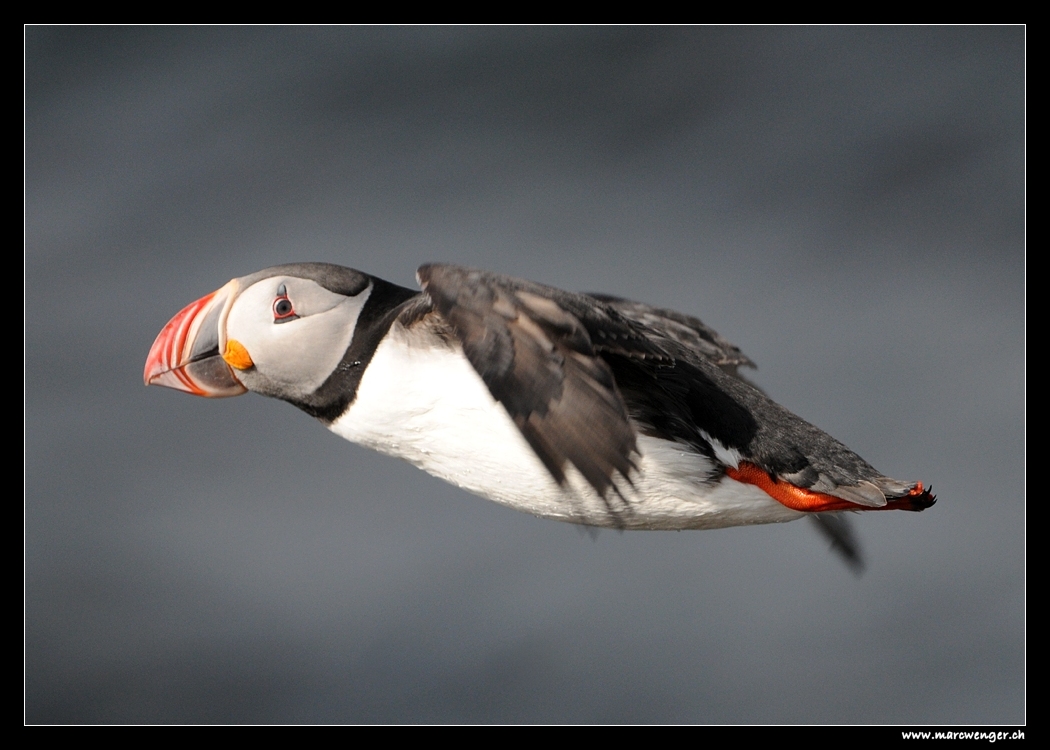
top-left (144, 281), bottom-right (247, 398)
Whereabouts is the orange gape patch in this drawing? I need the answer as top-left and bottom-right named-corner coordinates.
top-left (222, 339), bottom-right (255, 371)
top-left (725, 462), bottom-right (933, 512)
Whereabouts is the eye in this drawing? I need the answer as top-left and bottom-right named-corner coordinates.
top-left (273, 284), bottom-right (299, 324)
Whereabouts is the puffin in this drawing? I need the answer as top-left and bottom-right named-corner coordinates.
top-left (144, 263), bottom-right (934, 566)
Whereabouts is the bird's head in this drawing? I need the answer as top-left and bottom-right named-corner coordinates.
top-left (144, 264), bottom-right (374, 401)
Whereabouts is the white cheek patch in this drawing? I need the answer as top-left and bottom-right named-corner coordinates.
top-left (226, 279), bottom-right (372, 399)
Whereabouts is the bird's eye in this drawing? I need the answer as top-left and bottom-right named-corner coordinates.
top-left (273, 287), bottom-right (299, 323)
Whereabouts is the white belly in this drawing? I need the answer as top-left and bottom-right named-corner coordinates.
top-left (330, 327), bottom-right (803, 530)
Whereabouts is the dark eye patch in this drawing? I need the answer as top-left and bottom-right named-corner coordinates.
top-left (273, 284), bottom-right (299, 324)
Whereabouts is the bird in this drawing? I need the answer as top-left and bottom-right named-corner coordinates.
top-left (144, 263), bottom-right (934, 567)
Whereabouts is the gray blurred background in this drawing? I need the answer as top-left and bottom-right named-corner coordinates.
top-left (25, 27), bottom-right (1024, 723)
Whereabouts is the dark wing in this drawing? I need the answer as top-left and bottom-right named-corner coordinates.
top-left (584, 296), bottom-right (872, 570)
top-left (596, 317), bottom-right (896, 502)
top-left (417, 264), bottom-right (663, 498)
top-left (583, 295), bottom-right (921, 509)
top-left (419, 265), bottom-right (927, 516)
top-left (809, 513), bottom-right (864, 574)
top-left (585, 294), bottom-right (756, 378)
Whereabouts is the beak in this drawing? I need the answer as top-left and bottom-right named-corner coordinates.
top-left (144, 280), bottom-right (247, 397)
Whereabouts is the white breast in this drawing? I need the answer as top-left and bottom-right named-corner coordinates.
top-left (330, 324), bottom-right (802, 530)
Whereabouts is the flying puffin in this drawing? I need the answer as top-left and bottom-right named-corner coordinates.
top-left (144, 263), bottom-right (934, 565)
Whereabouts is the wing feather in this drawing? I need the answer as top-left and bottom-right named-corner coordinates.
top-left (417, 264), bottom-right (640, 497)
